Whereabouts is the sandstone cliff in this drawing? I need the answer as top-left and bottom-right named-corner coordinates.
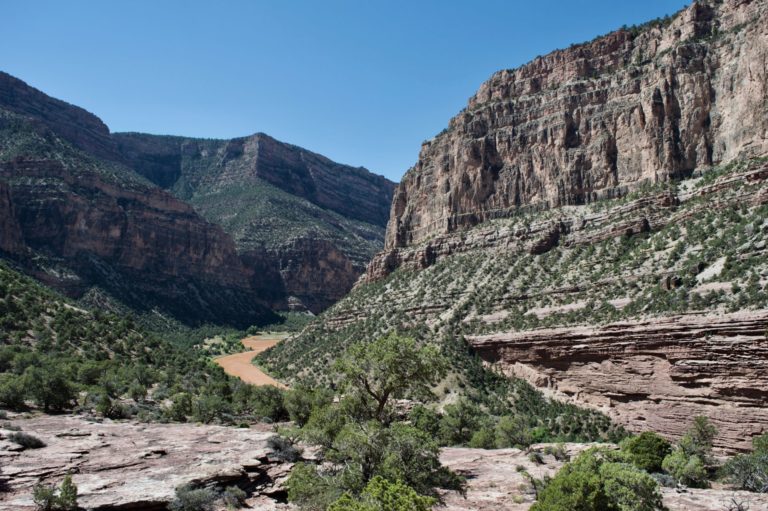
top-left (378, 0), bottom-right (767, 261)
top-left (469, 311), bottom-right (768, 453)
top-left (115, 131), bottom-right (395, 311)
top-left (0, 157), bottom-right (279, 327)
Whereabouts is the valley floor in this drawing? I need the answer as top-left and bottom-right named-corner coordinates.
top-left (214, 335), bottom-right (288, 388)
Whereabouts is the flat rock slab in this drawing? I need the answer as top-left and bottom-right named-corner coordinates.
top-left (0, 414), bottom-right (289, 510)
top-left (439, 444), bottom-right (768, 511)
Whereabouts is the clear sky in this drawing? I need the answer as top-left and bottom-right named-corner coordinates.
top-left (4, 0), bottom-right (689, 181)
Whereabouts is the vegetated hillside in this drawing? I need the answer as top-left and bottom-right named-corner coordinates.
top-left (0, 260), bottom-right (233, 419)
top-left (264, 157), bottom-right (768, 452)
top-left (114, 132), bottom-right (396, 312)
top-left (262, 0), bottom-right (768, 453)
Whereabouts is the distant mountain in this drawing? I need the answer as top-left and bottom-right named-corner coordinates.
top-left (114, 131), bottom-right (395, 311)
top-left (0, 71), bottom-right (394, 326)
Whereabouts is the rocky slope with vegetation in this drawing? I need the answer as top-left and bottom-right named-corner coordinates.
top-left (263, 0), bottom-right (768, 455)
top-left (0, 71), bottom-right (394, 324)
top-left (115, 131), bottom-right (395, 312)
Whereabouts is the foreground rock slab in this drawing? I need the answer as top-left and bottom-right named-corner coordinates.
top-left (439, 445), bottom-right (768, 511)
top-left (0, 414), bottom-right (290, 510)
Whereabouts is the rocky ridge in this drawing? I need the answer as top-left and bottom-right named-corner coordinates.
top-left (469, 310), bottom-right (768, 453)
top-left (380, 0), bottom-right (767, 257)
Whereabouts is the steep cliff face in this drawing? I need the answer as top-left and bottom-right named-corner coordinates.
top-left (381, 0), bottom-right (767, 257)
top-left (0, 157), bottom-right (278, 327)
top-left (114, 131), bottom-right (395, 311)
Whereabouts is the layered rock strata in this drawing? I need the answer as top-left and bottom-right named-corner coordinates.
top-left (0, 158), bottom-right (278, 326)
top-left (378, 0), bottom-right (768, 261)
top-left (469, 310), bottom-right (768, 453)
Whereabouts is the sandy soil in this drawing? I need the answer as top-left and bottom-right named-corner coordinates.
top-left (214, 335), bottom-right (287, 388)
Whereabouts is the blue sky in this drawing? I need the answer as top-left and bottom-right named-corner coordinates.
top-left (4, 1), bottom-right (688, 181)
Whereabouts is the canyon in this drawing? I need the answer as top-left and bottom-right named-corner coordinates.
top-left (267, 0), bottom-right (768, 454)
top-left (0, 71), bottom-right (394, 323)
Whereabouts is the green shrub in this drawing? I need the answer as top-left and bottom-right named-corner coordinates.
top-left (169, 484), bottom-right (219, 511)
top-left (267, 435), bottom-right (302, 462)
top-left (251, 385), bottom-right (288, 422)
top-left (0, 373), bottom-right (26, 410)
top-left (328, 476), bottom-right (436, 511)
top-left (495, 415), bottom-right (533, 448)
top-left (620, 432), bottom-right (672, 472)
top-left (531, 448), bottom-right (663, 511)
top-left (722, 433), bottom-right (768, 492)
top-left (662, 449), bottom-right (708, 488)
top-left (22, 366), bottom-right (74, 412)
top-left (284, 385), bottom-right (332, 427)
top-left (469, 426), bottom-right (496, 449)
top-left (408, 405), bottom-right (441, 438)
top-left (221, 485), bottom-right (247, 508)
top-left (8, 431), bottom-right (46, 449)
top-left (439, 399), bottom-right (481, 446)
top-left (679, 416), bottom-right (717, 464)
top-left (167, 393), bottom-right (193, 422)
top-left (286, 463), bottom-right (341, 511)
top-left (31, 475), bottom-right (78, 511)
top-left (8, 431), bottom-right (45, 449)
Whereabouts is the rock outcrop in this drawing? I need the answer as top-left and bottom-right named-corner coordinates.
top-left (378, 0), bottom-right (768, 260)
top-left (439, 445), bottom-right (768, 510)
top-left (0, 415), bottom-right (290, 510)
top-left (469, 310), bottom-right (768, 453)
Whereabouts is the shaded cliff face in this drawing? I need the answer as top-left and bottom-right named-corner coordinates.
top-left (0, 156), bottom-right (279, 327)
top-left (0, 79), bottom-right (279, 326)
top-left (383, 0), bottom-right (768, 253)
top-left (114, 131), bottom-right (396, 311)
top-left (0, 71), bottom-right (394, 318)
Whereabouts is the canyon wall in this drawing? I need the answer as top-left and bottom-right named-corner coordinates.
top-left (378, 0), bottom-right (767, 263)
top-left (0, 71), bottom-right (395, 319)
top-left (469, 311), bottom-right (768, 453)
top-left (0, 158), bottom-right (279, 326)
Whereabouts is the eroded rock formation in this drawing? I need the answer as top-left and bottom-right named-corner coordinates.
top-left (469, 311), bottom-right (768, 453)
top-left (0, 415), bottom-right (291, 511)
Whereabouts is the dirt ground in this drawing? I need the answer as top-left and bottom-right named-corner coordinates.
top-left (214, 334), bottom-right (287, 388)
